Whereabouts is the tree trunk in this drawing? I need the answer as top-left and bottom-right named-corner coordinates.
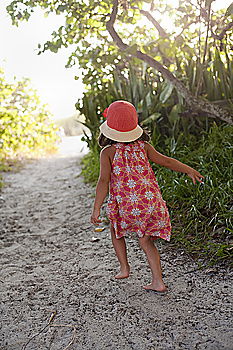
top-left (106, 0), bottom-right (233, 125)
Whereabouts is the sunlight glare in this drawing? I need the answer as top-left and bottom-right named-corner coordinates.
top-left (140, 0), bottom-right (233, 34)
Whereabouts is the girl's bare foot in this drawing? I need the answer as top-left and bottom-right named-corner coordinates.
top-left (143, 283), bottom-right (168, 293)
top-left (115, 266), bottom-right (130, 279)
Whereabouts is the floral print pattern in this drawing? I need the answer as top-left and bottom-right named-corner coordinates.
top-left (106, 141), bottom-right (171, 241)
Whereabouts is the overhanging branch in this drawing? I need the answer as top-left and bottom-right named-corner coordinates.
top-left (130, 6), bottom-right (172, 66)
top-left (211, 22), bottom-right (233, 41)
top-left (131, 6), bottom-right (168, 37)
top-left (106, 0), bottom-right (233, 124)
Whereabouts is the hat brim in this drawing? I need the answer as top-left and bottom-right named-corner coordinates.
top-left (100, 121), bottom-right (143, 142)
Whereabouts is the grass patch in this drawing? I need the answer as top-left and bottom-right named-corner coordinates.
top-left (80, 148), bottom-right (100, 185)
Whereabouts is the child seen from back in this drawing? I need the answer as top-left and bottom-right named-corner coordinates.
top-left (91, 101), bottom-right (203, 293)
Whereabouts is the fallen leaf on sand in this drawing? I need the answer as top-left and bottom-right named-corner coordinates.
top-left (94, 227), bottom-right (105, 232)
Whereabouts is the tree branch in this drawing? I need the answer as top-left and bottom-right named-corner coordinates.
top-left (106, 0), bottom-right (233, 124)
top-left (175, 20), bottom-right (196, 40)
top-left (211, 22), bottom-right (233, 41)
top-left (130, 6), bottom-right (172, 66)
top-left (131, 6), bottom-right (168, 37)
top-left (106, 0), bottom-right (128, 51)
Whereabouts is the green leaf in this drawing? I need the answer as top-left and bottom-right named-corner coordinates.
top-left (57, 5), bottom-right (67, 12)
top-left (168, 104), bottom-right (181, 125)
top-left (141, 113), bottom-right (161, 125)
top-left (159, 82), bottom-right (174, 103)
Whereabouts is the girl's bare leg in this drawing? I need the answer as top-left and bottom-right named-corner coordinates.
top-left (110, 225), bottom-right (130, 279)
top-left (139, 235), bottom-right (167, 292)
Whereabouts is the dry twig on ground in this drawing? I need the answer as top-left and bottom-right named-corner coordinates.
top-left (22, 310), bottom-right (77, 350)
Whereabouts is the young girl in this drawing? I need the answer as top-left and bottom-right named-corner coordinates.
top-left (91, 100), bottom-right (203, 293)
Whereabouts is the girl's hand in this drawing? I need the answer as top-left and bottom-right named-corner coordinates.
top-left (187, 169), bottom-right (204, 184)
top-left (91, 208), bottom-right (102, 225)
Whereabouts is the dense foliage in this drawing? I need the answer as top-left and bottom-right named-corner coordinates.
top-left (0, 68), bottom-right (59, 185)
top-left (76, 50), bottom-right (233, 152)
top-left (6, 0), bottom-right (233, 122)
top-left (154, 124), bottom-right (233, 263)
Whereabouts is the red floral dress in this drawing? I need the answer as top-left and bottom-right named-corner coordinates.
top-left (106, 141), bottom-right (171, 241)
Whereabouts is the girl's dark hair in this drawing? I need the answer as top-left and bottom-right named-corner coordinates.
top-left (98, 129), bottom-right (150, 147)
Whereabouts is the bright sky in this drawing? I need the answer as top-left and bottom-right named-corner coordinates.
top-left (0, 0), bottom-right (84, 120)
top-left (0, 1), bottom-right (231, 120)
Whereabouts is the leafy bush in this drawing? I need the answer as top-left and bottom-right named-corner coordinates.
top-left (153, 124), bottom-right (233, 264)
top-left (0, 110), bottom-right (59, 157)
top-left (81, 124), bottom-right (233, 264)
top-left (0, 69), bottom-right (59, 161)
top-left (81, 147), bottom-right (100, 185)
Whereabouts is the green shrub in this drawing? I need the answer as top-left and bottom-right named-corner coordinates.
top-left (80, 147), bottom-right (100, 185)
top-left (153, 124), bottom-right (233, 264)
top-left (0, 69), bottom-right (59, 167)
top-left (0, 110), bottom-right (59, 158)
top-left (81, 124), bottom-right (233, 264)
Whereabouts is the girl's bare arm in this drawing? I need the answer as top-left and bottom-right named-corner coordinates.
top-left (91, 147), bottom-right (112, 224)
top-left (145, 143), bottom-right (204, 184)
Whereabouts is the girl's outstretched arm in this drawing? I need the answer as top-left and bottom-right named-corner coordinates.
top-left (145, 143), bottom-right (204, 184)
top-left (91, 147), bottom-right (111, 224)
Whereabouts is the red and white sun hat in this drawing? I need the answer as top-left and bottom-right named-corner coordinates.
top-left (100, 100), bottom-right (143, 142)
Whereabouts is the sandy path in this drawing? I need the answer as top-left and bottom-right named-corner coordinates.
top-left (0, 137), bottom-right (232, 350)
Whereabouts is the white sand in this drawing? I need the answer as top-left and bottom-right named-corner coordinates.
top-left (0, 137), bottom-right (232, 350)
